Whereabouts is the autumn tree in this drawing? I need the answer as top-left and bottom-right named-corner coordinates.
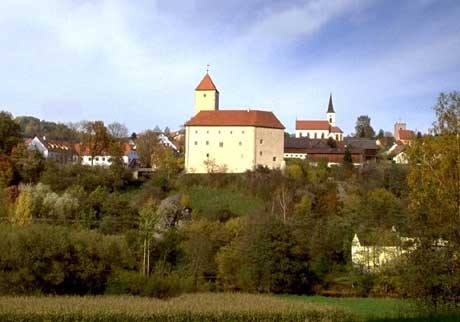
top-left (403, 91), bottom-right (460, 306)
top-left (136, 130), bottom-right (160, 168)
top-left (81, 121), bottom-right (111, 165)
top-left (354, 115), bottom-right (375, 139)
top-left (0, 111), bottom-right (21, 155)
top-left (10, 144), bottom-right (45, 183)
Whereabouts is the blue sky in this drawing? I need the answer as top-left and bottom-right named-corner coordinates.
top-left (1, 0), bottom-right (459, 135)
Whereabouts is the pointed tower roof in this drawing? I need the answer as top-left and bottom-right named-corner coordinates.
top-left (195, 73), bottom-right (219, 92)
top-left (327, 94), bottom-right (335, 113)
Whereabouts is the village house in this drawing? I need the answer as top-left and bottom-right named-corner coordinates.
top-left (28, 136), bottom-right (78, 165)
top-left (184, 73), bottom-right (285, 173)
top-left (284, 136), bottom-right (378, 166)
top-left (295, 95), bottom-right (344, 141)
top-left (386, 122), bottom-right (416, 164)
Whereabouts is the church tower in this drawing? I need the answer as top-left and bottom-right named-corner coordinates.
top-left (194, 73), bottom-right (219, 115)
top-left (326, 94), bottom-right (336, 127)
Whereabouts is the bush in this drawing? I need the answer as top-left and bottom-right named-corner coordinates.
top-left (0, 224), bottom-right (135, 295)
top-left (106, 270), bottom-right (192, 299)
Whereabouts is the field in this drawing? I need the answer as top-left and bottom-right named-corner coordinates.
top-left (0, 293), bottom-right (353, 322)
top-left (282, 295), bottom-right (460, 322)
top-left (0, 294), bottom-right (459, 322)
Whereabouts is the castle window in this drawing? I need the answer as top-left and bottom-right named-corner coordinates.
top-left (230, 131), bottom-right (233, 134)
top-left (206, 153), bottom-right (209, 158)
top-left (239, 141), bottom-right (242, 146)
top-left (242, 130), bottom-right (245, 134)
top-left (273, 157), bottom-right (276, 161)
top-left (219, 142), bottom-right (223, 147)
top-left (195, 130), bottom-right (198, 134)
top-left (259, 139), bottom-right (263, 144)
top-left (206, 141), bottom-right (209, 145)
top-left (207, 130), bottom-right (209, 134)
top-left (194, 141), bottom-right (198, 145)
top-left (203, 93), bottom-right (206, 97)
top-left (259, 151), bottom-right (263, 156)
top-left (218, 130), bottom-right (221, 134)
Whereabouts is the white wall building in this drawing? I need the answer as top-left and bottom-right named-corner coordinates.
top-left (185, 73), bottom-right (285, 173)
top-left (295, 95), bottom-right (344, 141)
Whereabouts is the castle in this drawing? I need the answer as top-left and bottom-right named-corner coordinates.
top-left (184, 73), bottom-right (285, 173)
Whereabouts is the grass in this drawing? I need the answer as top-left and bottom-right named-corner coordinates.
top-left (281, 295), bottom-right (460, 322)
top-left (0, 293), bottom-right (354, 322)
top-left (187, 186), bottom-right (263, 218)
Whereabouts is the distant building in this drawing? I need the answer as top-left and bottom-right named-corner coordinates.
top-left (75, 142), bottom-right (138, 167)
top-left (394, 122), bottom-right (415, 145)
top-left (185, 73), bottom-right (285, 173)
top-left (284, 137), bottom-right (378, 166)
top-left (28, 136), bottom-right (78, 165)
top-left (295, 95), bottom-right (344, 141)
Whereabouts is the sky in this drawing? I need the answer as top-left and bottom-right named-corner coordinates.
top-left (1, 0), bottom-right (459, 135)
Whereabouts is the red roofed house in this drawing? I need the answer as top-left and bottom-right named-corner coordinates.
top-left (295, 95), bottom-right (344, 141)
top-left (394, 122), bottom-right (415, 145)
top-left (185, 73), bottom-right (285, 173)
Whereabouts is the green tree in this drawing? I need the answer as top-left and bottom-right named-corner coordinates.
top-left (10, 186), bottom-right (33, 226)
top-left (354, 115), bottom-right (375, 139)
top-left (0, 111), bottom-right (21, 154)
top-left (139, 199), bottom-right (160, 277)
top-left (10, 144), bottom-right (45, 183)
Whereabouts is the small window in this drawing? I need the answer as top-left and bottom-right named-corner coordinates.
top-left (307, 133), bottom-right (310, 138)
top-left (259, 151), bottom-right (263, 156)
top-left (88, 157), bottom-right (92, 161)
top-left (329, 118), bottom-right (332, 123)
top-left (206, 153), bottom-right (209, 158)
top-left (260, 139), bottom-right (263, 144)
top-left (206, 130), bottom-right (209, 134)
top-left (273, 157), bottom-right (276, 162)
top-left (194, 141), bottom-right (198, 145)
top-left (314, 133), bottom-right (317, 139)
top-left (219, 142), bottom-right (223, 147)
top-left (206, 141), bottom-right (209, 145)
top-left (102, 157), bottom-right (105, 161)
top-left (241, 154), bottom-right (244, 158)
top-left (242, 130), bottom-right (245, 134)
top-left (239, 141), bottom-right (242, 146)
top-left (321, 133), bottom-right (324, 139)
top-left (95, 157), bottom-right (99, 161)
top-left (230, 131), bottom-right (233, 134)
top-left (195, 130), bottom-right (198, 134)
top-left (299, 132), bottom-right (303, 137)
top-left (218, 130), bottom-right (221, 134)
top-left (203, 93), bottom-right (207, 97)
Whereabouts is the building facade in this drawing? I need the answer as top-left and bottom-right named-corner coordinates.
top-left (185, 73), bottom-right (285, 173)
top-left (295, 95), bottom-right (344, 141)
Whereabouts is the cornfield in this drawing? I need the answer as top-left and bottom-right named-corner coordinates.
top-left (0, 293), bottom-right (356, 322)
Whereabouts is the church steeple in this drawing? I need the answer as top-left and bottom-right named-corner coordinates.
top-left (326, 94), bottom-right (336, 127)
top-left (327, 94), bottom-right (335, 113)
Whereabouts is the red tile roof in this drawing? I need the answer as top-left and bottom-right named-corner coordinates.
top-left (185, 110), bottom-right (285, 129)
top-left (296, 120), bottom-right (330, 130)
top-left (195, 73), bottom-right (218, 92)
top-left (296, 120), bottom-right (343, 133)
top-left (399, 129), bottom-right (415, 140)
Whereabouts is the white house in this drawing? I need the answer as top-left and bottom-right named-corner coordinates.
top-left (295, 95), bottom-right (344, 141)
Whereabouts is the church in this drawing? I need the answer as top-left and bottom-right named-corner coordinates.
top-left (295, 95), bottom-right (343, 141)
top-left (184, 73), bottom-right (285, 173)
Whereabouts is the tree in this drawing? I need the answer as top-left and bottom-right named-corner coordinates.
top-left (108, 122), bottom-right (129, 139)
top-left (354, 115), bottom-right (375, 139)
top-left (81, 121), bottom-right (111, 165)
top-left (139, 199), bottom-right (160, 277)
top-left (10, 185), bottom-right (33, 226)
top-left (343, 146), bottom-right (353, 165)
top-left (327, 137), bottom-right (337, 148)
top-left (0, 111), bottom-right (21, 155)
top-left (403, 92), bottom-right (460, 306)
top-left (10, 144), bottom-right (45, 183)
top-left (136, 130), bottom-right (160, 168)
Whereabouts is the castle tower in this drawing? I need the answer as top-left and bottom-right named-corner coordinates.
top-left (394, 122), bottom-right (406, 141)
top-left (326, 94), bottom-right (336, 127)
top-left (194, 73), bottom-right (219, 115)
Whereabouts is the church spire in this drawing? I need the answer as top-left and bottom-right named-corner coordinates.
top-left (327, 94), bottom-right (335, 113)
